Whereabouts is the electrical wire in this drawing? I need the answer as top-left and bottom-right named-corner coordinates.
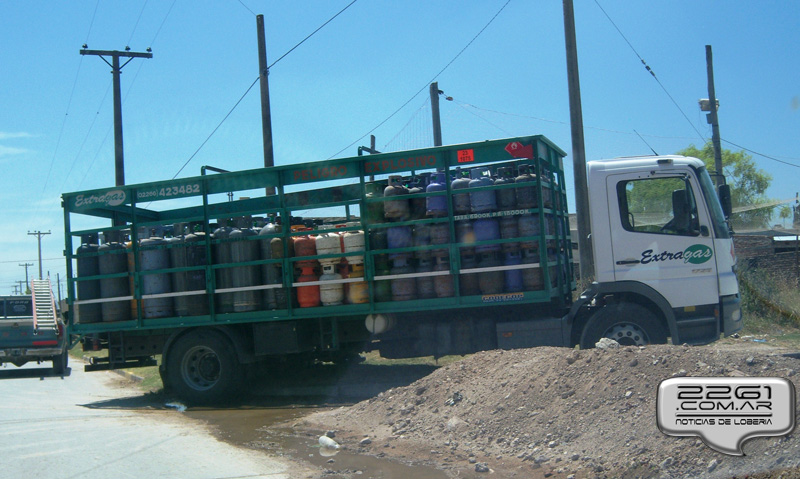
top-left (592, 0), bottom-right (707, 142)
top-left (172, 76), bottom-right (261, 179)
top-left (328, 0), bottom-right (511, 159)
top-left (236, 0), bottom-right (257, 17)
top-left (127, 0), bottom-right (150, 46)
top-left (722, 139), bottom-right (800, 169)
top-left (269, 0), bottom-right (358, 69)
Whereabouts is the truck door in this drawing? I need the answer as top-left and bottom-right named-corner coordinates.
top-left (607, 171), bottom-right (719, 309)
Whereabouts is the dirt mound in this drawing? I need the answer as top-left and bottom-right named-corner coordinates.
top-left (300, 343), bottom-right (799, 478)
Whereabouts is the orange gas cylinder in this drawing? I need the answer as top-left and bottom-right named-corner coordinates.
top-left (297, 265), bottom-right (321, 308)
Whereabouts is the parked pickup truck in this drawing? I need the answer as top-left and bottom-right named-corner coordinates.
top-left (0, 279), bottom-right (69, 375)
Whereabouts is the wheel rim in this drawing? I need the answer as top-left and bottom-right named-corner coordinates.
top-left (602, 322), bottom-right (650, 346)
top-left (180, 345), bottom-right (221, 391)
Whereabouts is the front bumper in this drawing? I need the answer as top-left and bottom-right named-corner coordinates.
top-left (721, 293), bottom-right (743, 336)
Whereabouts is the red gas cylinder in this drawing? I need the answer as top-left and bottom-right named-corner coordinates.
top-left (297, 265), bottom-right (321, 308)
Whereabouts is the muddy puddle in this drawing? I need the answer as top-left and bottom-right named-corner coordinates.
top-left (187, 403), bottom-right (448, 479)
top-left (183, 363), bottom-right (449, 478)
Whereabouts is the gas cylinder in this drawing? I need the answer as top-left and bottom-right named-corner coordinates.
top-left (319, 264), bottom-right (344, 306)
top-left (477, 252), bottom-right (504, 295)
top-left (346, 263), bottom-right (369, 304)
top-left (451, 168), bottom-right (471, 215)
top-left (365, 182), bottom-right (386, 223)
top-left (212, 223), bottom-right (235, 313)
top-left (390, 258), bottom-right (416, 301)
top-left (415, 256), bottom-right (436, 299)
top-left (170, 225), bottom-right (208, 317)
top-left (499, 216), bottom-right (519, 253)
top-left (259, 221), bottom-right (280, 310)
top-left (293, 230), bottom-right (317, 263)
top-left (139, 232), bottom-right (174, 318)
top-left (425, 171), bottom-right (448, 217)
top-left (413, 223), bottom-right (430, 259)
top-left (297, 265), bottom-right (321, 308)
top-left (228, 220), bottom-right (260, 312)
top-left (494, 167), bottom-right (516, 212)
top-left (521, 247), bottom-right (544, 291)
top-left (75, 234), bottom-right (102, 323)
top-left (267, 224), bottom-right (292, 309)
top-left (408, 173), bottom-right (429, 220)
top-left (373, 258), bottom-right (393, 302)
top-left (456, 220), bottom-right (475, 258)
top-left (387, 225), bottom-right (412, 259)
top-left (468, 168), bottom-right (497, 213)
top-left (459, 254), bottom-right (480, 296)
top-left (503, 251), bottom-right (524, 293)
top-left (98, 231), bottom-right (131, 322)
top-left (541, 170), bottom-right (554, 210)
top-left (547, 249), bottom-right (558, 287)
top-left (383, 175), bottom-right (410, 220)
top-left (369, 226), bottom-right (388, 253)
top-left (433, 255), bottom-right (454, 298)
top-left (514, 164), bottom-right (538, 210)
top-left (473, 218), bottom-right (500, 254)
top-left (315, 229), bottom-right (342, 260)
top-left (517, 214), bottom-right (541, 248)
top-left (343, 229), bottom-right (365, 266)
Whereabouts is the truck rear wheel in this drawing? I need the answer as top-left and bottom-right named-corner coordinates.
top-left (166, 330), bottom-right (243, 405)
top-left (579, 302), bottom-right (667, 348)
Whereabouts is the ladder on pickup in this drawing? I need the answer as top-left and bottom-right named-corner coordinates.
top-left (31, 278), bottom-right (58, 333)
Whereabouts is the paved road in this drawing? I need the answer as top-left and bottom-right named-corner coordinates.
top-left (0, 361), bottom-right (303, 479)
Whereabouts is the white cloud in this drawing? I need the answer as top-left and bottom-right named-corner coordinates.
top-left (0, 145), bottom-right (28, 157)
top-left (0, 132), bottom-right (33, 140)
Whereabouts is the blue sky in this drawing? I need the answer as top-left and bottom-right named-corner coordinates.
top-left (1, 0), bottom-right (798, 295)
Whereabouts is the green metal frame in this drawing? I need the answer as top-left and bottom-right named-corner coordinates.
top-left (63, 135), bottom-right (573, 337)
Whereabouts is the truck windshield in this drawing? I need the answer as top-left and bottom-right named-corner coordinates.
top-left (695, 165), bottom-right (730, 239)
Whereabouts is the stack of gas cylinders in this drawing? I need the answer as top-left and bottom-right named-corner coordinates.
top-left (72, 161), bottom-right (568, 323)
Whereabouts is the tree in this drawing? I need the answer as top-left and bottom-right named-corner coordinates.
top-left (779, 205), bottom-right (791, 228)
top-left (676, 142), bottom-right (773, 231)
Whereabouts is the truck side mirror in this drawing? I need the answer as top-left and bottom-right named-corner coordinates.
top-left (718, 184), bottom-right (732, 218)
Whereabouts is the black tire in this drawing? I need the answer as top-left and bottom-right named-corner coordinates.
top-left (166, 329), bottom-right (243, 405)
top-left (579, 302), bottom-right (668, 349)
top-left (52, 349), bottom-right (68, 375)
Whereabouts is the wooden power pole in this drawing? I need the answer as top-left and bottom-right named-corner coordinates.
top-left (257, 14), bottom-right (276, 195)
top-left (563, 0), bottom-right (594, 282)
top-left (80, 47), bottom-right (153, 187)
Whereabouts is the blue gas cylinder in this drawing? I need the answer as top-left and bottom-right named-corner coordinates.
top-left (426, 172), bottom-right (448, 217)
top-left (473, 218), bottom-right (500, 253)
top-left (451, 168), bottom-right (471, 215)
top-left (468, 169), bottom-right (497, 213)
top-left (503, 251), bottom-right (524, 293)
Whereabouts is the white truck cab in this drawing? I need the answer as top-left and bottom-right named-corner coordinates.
top-left (569, 155), bottom-right (742, 347)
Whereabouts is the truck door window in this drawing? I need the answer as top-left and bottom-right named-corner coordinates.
top-left (617, 177), bottom-right (700, 236)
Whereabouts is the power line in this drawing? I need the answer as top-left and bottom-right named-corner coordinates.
top-left (172, 76), bottom-right (261, 179)
top-left (329, 0), bottom-right (511, 159)
top-left (269, 0), bottom-right (359, 69)
top-left (127, 0), bottom-right (150, 46)
top-left (235, 0), bottom-right (257, 17)
top-left (721, 139), bottom-right (800, 169)
top-left (592, 0), bottom-right (707, 142)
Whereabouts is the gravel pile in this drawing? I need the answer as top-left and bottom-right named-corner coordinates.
top-left (300, 342), bottom-right (800, 478)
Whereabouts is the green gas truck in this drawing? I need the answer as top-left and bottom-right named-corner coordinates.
top-left (61, 135), bottom-right (740, 403)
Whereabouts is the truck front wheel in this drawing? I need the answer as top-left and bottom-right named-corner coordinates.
top-left (166, 330), bottom-right (243, 405)
top-left (579, 302), bottom-right (667, 348)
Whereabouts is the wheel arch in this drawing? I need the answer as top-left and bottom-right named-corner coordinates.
top-left (568, 281), bottom-right (678, 346)
top-left (159, 325), bottom-right (254, 383)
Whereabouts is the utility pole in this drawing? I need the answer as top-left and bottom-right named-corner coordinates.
top-left (703, 45), bottom-right (723, 187)
top-left (19, 263), bottom-right (33, 292)
top-left (430, 82), bottom-right (443, 147)
top-left (80, 46), bottom-right (153, 186)
top-left (28, 230), bottom-right (51, 279)
top-left (16, 281), bottom-right (27, 295)
top-left (257, 14), bottom-right (276, 195)
top-left (563, 0), bottom-right (594, 283)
